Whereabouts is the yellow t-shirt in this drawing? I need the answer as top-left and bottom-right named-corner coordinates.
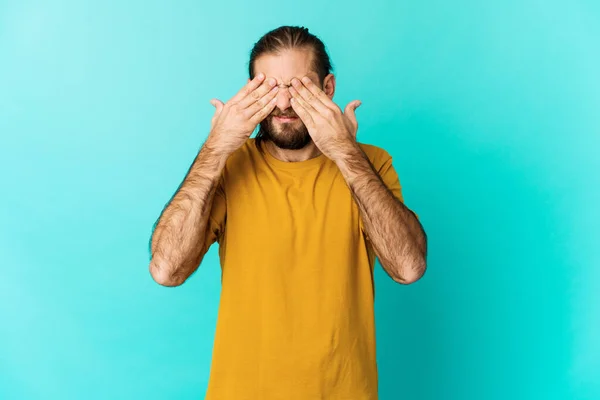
top-left (203, 138), bottom-right (404, 400)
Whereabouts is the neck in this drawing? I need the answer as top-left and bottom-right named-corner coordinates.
top-left (264, 140), bottom-right (322, 162)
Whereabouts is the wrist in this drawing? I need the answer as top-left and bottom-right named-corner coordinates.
top-left (205, 133), bottom-right (232, 156)
top-left (331, 139), bottom-right (362, 165)
top-left (199, 137), bottom-right (231, 173)
top-left (334, 142), bottom-right (372, 185)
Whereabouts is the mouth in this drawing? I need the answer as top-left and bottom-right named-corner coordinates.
top-left (274, 116), bottom-right (299, 123)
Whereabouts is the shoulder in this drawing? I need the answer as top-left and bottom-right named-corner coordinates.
top-left (220, 138), bottom-right (274, 186)
top-left (357, 142), bottom-right (394, 171)
top-left (224, 140), bottom-right (393, 170)
top-left (223, 139), bottom-right (260, 169)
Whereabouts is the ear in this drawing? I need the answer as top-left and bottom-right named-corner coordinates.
top-left (322, 74), bottom-right (336, 99)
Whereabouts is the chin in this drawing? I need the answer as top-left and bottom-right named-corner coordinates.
top-left (271, 132), bottom-right (312, 150)
top-left (260, 120), bottom-right (312, 150)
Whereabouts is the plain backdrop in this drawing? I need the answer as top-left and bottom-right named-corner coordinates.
top-left (1, 1), bottom-right (599, 399)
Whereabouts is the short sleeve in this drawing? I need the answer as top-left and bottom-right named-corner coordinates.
top-left (376, 150), bottom-right (419, 220)
top-left (376, 151), bottom-right (404, 203)
top-left (358, 147), bottom-right (418, 236)
top-left (203, 176), bottom-right (227, 251)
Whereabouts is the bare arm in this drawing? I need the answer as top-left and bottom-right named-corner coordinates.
top-left (148, 72), bottom-right (279, 287)
top-left (149, 141), bottom-right (228, 287)
top-left (335, 143), bottom-right (427, 284)
top-left (285, 76), bottom-right (427, 284)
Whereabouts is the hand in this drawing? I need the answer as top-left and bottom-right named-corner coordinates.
top-left (288, 76), bottom-right (362, 162)
top-left (207, 73), bottom-right (279, 156)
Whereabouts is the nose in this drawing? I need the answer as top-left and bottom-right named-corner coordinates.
top-left (275, 85), bottom-right (292, 112)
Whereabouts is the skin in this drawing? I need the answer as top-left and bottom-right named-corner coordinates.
top-left (149, 47), bottom-right (427, 286)
top-left (149, 73), bottom-right (279, 286)
top-left (252, 48), bottom-right (332, 157)
top-left (285, 72), bottom-right (427, 284)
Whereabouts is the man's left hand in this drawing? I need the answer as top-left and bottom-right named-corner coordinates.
top-left (289, 76), bottom-right (362, 162)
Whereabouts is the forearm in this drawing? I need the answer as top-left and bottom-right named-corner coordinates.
top-left (149, 139), bottom-right (228, 286)
top-left (334, 143), bottom-right (427, 284)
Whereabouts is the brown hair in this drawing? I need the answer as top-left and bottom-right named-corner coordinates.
top-left (248, 26), bottom-right (334, 151)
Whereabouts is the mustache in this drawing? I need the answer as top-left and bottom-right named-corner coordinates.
top-left (270, 111), bottom-right (299, 118)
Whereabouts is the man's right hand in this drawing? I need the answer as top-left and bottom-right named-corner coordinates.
top-left (207, 73), bottom-right (279, 156)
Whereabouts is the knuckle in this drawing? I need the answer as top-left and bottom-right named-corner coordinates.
top-left (242, 109), bottom-right (253, 119)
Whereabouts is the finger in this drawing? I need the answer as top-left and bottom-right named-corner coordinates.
top-left (299, 76), bottom-right (338, 110)
top-left (245, 85), bottom-right (279, 117)
top-left (210, 98), bottom-right (224, 114)
top-left (249, 96), bottom-right (278, 125)
top-left (289, 86), bottom-right (319, 116)
top-left (344, 100), bottom-right (361, 126)
top-left (237, 77), bottom-right (278, 109)
top-left (228, 73), bottom-right (266, 104)
top-left (210, 98), bottom-right (224, 127)
top-left (290, 97), bottom-right (315, 129)
top-left (290, 78), bottom-right (330, 115)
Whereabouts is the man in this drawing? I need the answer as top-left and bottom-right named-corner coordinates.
top-left (149, 26), bottom-right (427, 400)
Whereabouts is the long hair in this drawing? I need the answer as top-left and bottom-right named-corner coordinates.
top-left (248, 26), bottom-right (334, 152)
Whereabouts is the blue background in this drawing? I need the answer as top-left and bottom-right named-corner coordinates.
top-left (1, 1), bottom-right (599, 399)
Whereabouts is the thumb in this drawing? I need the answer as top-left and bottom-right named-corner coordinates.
top-left (210, 99), bottom-right (224, 129)
top-left (344, 100), bottom-right (361, 125)
top-left (210, 98), bottom-right (224, 115)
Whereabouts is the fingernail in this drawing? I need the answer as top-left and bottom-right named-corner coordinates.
top-left (268, 78), bottom-right (276, 85)
top-left (257, 73), bottom-right (265, 79)
top-left (302, 76), bottom-right (311, 84)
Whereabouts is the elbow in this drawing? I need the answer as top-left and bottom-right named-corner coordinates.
top-left (391, 257), bottom-right (427, 285)
top-left (149, 259), bottom-right (186, 287)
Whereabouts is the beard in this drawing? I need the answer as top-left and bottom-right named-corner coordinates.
top-left (258, 110), bottom-right (312, 150)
